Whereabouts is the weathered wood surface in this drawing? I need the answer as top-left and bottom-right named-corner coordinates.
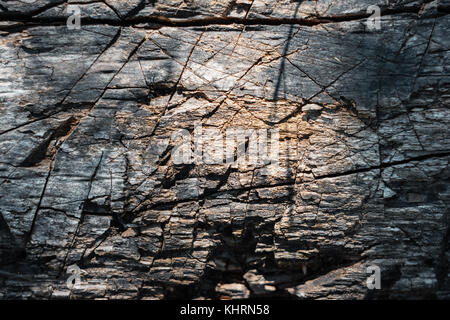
top-left (0, 0), bottom-right (449, 299)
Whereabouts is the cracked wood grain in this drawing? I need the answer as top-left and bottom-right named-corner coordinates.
top-left (0, 0), bottom-right (449, 300)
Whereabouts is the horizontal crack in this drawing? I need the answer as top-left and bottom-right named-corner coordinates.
top-left (0, 5), bottom-right (448, 32)
top-left (315, 151), bottom-right (450, 180)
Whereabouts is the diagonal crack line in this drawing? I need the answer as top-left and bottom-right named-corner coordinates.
top-left (146, 31), bottom-right (204, 137)
top-left (24, 149), bottom-right (57, 247)
top-left (261, 58), bottom-right (366, 126)
top-left (314, 151), bottom-right (450, 180)
top-left (101, 0), bottom-right (123, 20)
top-left (58, 27), bottom-right (122, 106)
top-left (60, 151), bottom-right (104, 274)
top-left (23, 117), bottom-right (89, 246)
top-left (81, 31), bottom-right (147, 116)
top-left (23, 34), bottom-right (146, 248)
top-left (0, 114), bottom-right (55, 136)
